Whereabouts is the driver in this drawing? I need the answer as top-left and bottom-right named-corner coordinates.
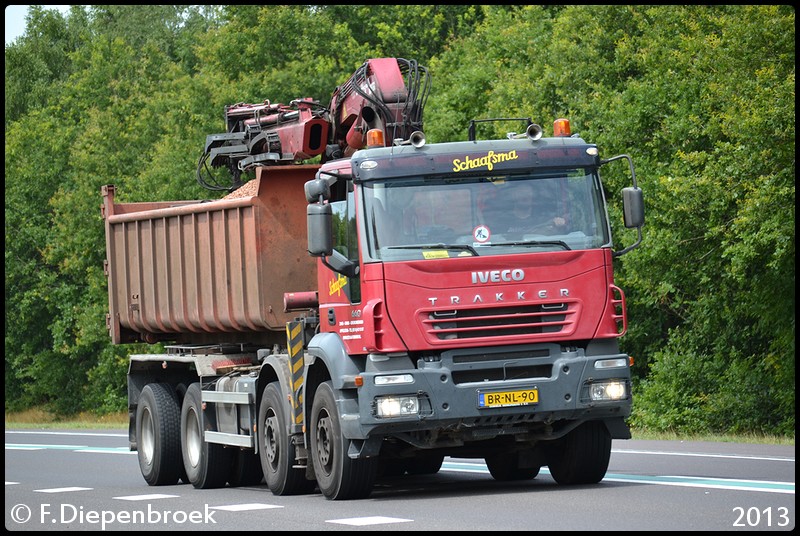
top-left (501, 182), bottom-right (566, 235)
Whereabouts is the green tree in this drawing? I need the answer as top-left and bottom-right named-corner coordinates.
top-left (5, 111), bottom-right (72, 410)
top-left (318, 5), bottom-right (485, 64)
top-left (5, 5), bottom-right (220, 413)
top-left (4, 5), bottom-right (89, 125)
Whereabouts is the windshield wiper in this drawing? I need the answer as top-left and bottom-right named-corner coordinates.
top-left (485, 239), bottom-right (571, 250)
top-left (387, 243), bottom-right (479, 256)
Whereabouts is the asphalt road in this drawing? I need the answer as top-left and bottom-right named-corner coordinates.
top-left (5, 429), bottom-right (795, 531)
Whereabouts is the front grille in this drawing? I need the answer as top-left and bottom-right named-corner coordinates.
top-left (453, 348), bottom-right (549, 363)
top-left (421, 302), bottom-right (576, 341)
top-left (451, 363), bottom-right (552, 384)
top-left (444, 345), bottom-right (556, 385)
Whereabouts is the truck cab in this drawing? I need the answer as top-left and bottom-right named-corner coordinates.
top-left (302, 123), bottom-right (643, 496)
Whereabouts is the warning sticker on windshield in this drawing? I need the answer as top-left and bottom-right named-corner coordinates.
top-left (422, 250), bottom-right (450, 259)
top-left (473, 225), bottom-right (491, 243)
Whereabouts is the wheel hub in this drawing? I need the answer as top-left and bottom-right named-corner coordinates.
top-left (265, 414), bottom-right (279, 467)
top-left (315, 412), bottom-right (332, 469)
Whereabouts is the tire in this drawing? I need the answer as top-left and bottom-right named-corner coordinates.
top-left (258, 382), bottom-right (315, 495)
top-left (310, 381), bottom-right (377, 500)
top-left (228, 449), bottom-right (264, 487)
top-left (485, 451), bottom-right (540, 481)
top-left (174, 383), bottom-right (189, 485)
top-left (181, 382), bottom-right (231, 489)
top-left (136, 383), bottom-right (182, 486)
top-left (405, 454), bottom-right (445, 476)
top-left (547, 421), bottom-right (611, 485)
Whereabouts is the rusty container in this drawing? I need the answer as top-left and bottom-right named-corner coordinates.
top-left (102, 165), bottom-right (319, 345)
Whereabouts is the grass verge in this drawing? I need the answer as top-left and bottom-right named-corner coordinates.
top-left (629, 427), bottom-right (794, 446)
top-left (5, 408), bottom-right (127, 429)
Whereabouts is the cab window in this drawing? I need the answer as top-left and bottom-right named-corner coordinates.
top-left (330, 187), bottom-right (360, 303)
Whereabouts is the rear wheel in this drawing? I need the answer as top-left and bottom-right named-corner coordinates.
top-left (485, 451), bottom-right (540, 481)
top-left (174, 383), bottom-right (189, 484)
top-left (547, 421), bottom-right (611, 485)
top-left (228, 449), bottom-right (264, 487)
top-left (310, 381), bottom-right (377, 500)
top-left (259, 382), bottom-right (315, 495)
top-left (136, 383), bottom-right (182, 486)
top-left (181, 383), bottom-right (230, 489)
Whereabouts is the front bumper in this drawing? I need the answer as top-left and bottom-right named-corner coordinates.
top-left (339, 342), bottom-right (631, 445)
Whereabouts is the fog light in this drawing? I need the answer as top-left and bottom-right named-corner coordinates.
top-left (375, 396), bottom-right (419, 417)
top-left (374, 374), bottom-right (414, 385)
top-left (589, 380), bottom-right (627, 401)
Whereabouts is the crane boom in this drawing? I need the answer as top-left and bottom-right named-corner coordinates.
top-left (196, 58), bottom-right (429, 192)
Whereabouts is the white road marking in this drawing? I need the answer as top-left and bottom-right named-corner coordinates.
top-left (6, 430), bottom-right (127, 438)
top-left (327, 516), bottom-right (413, 526)
top-left (612, 449), bottom-right (794, 462)
top-left (35, 487), bottom-right (93, 493)
top-left (113, 494), bottom-right (181, 501)
top-left (211, 503), bottom-right (284, 511)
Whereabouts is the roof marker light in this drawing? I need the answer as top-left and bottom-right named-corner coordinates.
top-left (366, 129), bottom-right (385, 148)
top-left (553, 118), bottom-right (571, 137)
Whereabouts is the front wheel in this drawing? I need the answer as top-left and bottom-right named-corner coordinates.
top-left (547, 421), bottom-right (611, 485)
top-left (181, 383), bottom-right (230, 489)
top-left (259, 382), bottom-right (315, 495)
top-left (310, 381), bottom-right (376, 500)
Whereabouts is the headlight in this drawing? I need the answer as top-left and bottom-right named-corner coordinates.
top-left (586, 380), bottom-right (627, 401)
top-left (374, 396), bottom-right (419, 417)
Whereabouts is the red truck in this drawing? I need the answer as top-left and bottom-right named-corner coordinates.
top-left (102, 58), bottom-right (644, 500)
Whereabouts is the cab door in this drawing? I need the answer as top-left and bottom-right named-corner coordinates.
top-left (317, 185), bottom-right (364, 347)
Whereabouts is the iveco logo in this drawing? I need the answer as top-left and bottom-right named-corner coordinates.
top-left (471, 269), bottom-right (525, 284)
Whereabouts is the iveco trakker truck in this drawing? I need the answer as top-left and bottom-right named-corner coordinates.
top-left (102, 58), bottom-right (644, 500)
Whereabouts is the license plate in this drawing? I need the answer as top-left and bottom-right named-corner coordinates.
top-left (478, 388), bottom-right (539, 408)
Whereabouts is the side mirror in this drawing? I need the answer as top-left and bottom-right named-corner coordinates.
top-left (602, 155), bottom-right (644, 258)
top-left (306, 202), bottom-right (360, 278)
top-left (622, 186), bottom-right (644, 228)
top-left (304, 177), bottom-right (331, 203)
top-left (307, 203), bottom-right (332, 256)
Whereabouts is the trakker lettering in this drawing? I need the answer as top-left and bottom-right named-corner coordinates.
top-left (452, 150), bottom-right (518, 172)
top-left (427, 288), bottom-right (569, 305)
top-left (472, 269), bottom-right (525, 284)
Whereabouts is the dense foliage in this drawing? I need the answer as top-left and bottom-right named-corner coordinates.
top-left (5, 5), bottom-right (794, 435)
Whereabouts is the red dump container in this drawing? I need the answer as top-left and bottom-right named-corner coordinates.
top-left (102, 165), bottom-right (319, 345)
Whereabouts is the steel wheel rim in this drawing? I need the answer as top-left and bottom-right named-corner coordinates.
top-left (265, 412), bottom-right (279, 470)
top-left (315, 410), bottom-right (333, 472)
top-left (186, 406), bottom-right (202, 468)
top-left (140, 407), bottom-right (155, 465)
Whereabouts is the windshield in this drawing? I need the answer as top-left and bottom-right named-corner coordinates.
top-left (362, 171), bottom-right (610, 261)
